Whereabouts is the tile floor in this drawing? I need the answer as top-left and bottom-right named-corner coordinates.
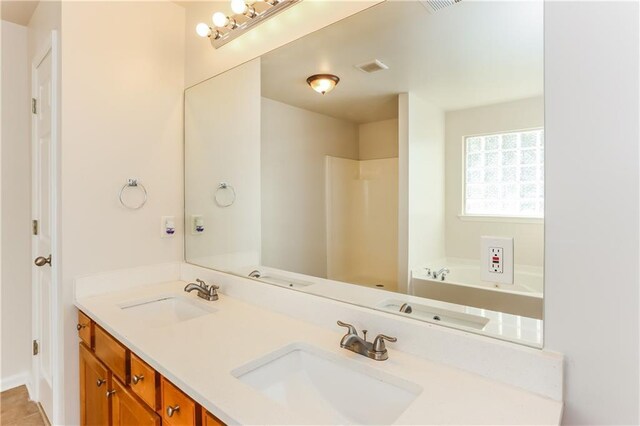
top-left (0, 386), bottom-right (48, 426)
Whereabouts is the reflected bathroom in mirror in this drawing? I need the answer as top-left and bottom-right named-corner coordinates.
top-left (185, 0), bottom-right (544, 347)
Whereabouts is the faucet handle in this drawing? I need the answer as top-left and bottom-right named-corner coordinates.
top-left (373, 334), bottom-right (397, 353)
top-left (195, 278), bottom-right (207, 287)
top-left (337, 320), bottom-right (358, 336)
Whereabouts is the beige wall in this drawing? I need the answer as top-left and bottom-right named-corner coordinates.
top-left (1, 20), bottom-right (32, 388)
top-left (401, 92), bottom-right (446, 290)
top-left (59, 2), bottom-right (185, 423)
top-left (444, 97), bottom-right (544, 267)
top-left (358, 118), bottom-right (398, 160)
top-left (185, 59), bottom-right (262, 270)
top-left (261, 97), bottom-right (358, 278)
top-left (184, 0), bottom-right (380, 88)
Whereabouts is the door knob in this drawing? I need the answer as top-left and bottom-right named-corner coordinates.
top-left (34, 255), bottom-right (51, 267)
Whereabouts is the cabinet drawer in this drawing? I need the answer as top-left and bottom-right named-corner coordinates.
top-left (161, 378), bottom-right (196, 426)
top-left (202, 407), bottom-right (226, 426)
top-left (130, 353), bottom-right (159, 410)
top-left (77, 311), bottom-right (93, 348)
top-left (112, 377), bottom-right (161, 426)
top-left (94, 326), bottom-right (128, 382)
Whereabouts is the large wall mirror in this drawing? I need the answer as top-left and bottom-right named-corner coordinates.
top-left (185, 0), bottom-right (544, 347)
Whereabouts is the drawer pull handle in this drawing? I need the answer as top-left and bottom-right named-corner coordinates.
top-left (96, 379), bottom-right (106, 387)
top-left (106, 389), bottom-right (116, 398)
top-left (132, 374), bottom-right (144, 384)
top-left (166, 405), bottom-right (180, 417)
top-left (76, 323), bottom-right (87, 331)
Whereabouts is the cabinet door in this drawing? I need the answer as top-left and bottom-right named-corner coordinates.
top-left (111, 377), bottom-right (160, 426)
top-left (202, 407), bottom-right (226, 426)
top-left (79, 343), bottom-right (110, 426)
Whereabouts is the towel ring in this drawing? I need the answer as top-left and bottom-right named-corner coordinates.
top-left (214, 182), bottom-right (236, 207)
top-left (119, 178), bottom-right (147, 210)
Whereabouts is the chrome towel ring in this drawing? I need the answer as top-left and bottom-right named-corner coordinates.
top-left (119, 178), bottom-right (148, 210)
top-left (214, 182), bottom-right (236, 207)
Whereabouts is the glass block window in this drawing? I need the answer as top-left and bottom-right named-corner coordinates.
top-left (464, 129), bottom-right (544, 218)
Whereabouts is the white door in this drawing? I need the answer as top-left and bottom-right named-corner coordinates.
top-left (32, 37), bottom-right (56, 422)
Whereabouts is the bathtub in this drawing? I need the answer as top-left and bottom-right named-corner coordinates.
top-left (411, 259), bottom-right (543, 319)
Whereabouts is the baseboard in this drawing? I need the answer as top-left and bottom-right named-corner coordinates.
top-left (0, 372), bottom-right (31, 392)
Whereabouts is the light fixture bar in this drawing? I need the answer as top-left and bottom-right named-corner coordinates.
top-left (210, 0), bottom-right (301, 49)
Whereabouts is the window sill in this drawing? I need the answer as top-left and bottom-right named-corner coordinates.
top-left (458, 214), bottom-right (544, 224)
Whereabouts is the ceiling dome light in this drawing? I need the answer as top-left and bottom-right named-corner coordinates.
top-left (306, 74), bottom-right (340, 95)
top-left (231, 0), bottom-right (248, 14)
top-left (212, 12), bottom-right (229, 28)
top-left (195, 23), bottom-right (211, 37)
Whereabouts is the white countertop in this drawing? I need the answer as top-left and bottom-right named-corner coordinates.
top-left (75, 280), bottom-right (562, 425)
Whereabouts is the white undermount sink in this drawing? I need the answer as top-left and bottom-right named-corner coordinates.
top-left (232, 343), bottom-right (422, 424)
top-left (118, 295), bottom-right (216, 327)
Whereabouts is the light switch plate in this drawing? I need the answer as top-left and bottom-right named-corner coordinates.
top-left (481, 236), bottom-right (514, 284)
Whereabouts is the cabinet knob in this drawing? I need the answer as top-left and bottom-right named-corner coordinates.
top-left (96, 379), bottom-right (106, 387)
top-left (166, 405), bottom-right (180, 417)
top-left (132, 374), bottom-right (144, 384)
top-left (106, 389), bottom-right (116, 398)
top-left (76, 323), bottom-right (86, 331)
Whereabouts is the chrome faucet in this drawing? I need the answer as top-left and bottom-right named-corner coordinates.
top-left (248, 270), bottom-right (261, 278)
top-left (432, 267), bottom-right (450, 280)
top-left (337, 321), bottom-right (397, 361)
top-left (184, 278), bottom-right (219, 301)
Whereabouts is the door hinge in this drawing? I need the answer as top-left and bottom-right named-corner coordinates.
top-left (33, 340), bottom-right (39, 356)
top-left (32, 220), bottom-right (39, 236)
top-left (32, 98), bottom-right (37, 114)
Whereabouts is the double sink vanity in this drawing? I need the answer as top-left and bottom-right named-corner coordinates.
top-left (74, 265), bottom-right (563, 425)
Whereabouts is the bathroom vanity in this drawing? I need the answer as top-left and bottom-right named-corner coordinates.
top-left (74, 269), bottom-right (563, 425)
top-left (77, 310), bottom-right (224, 426)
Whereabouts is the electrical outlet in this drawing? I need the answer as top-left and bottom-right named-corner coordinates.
top-left (161, 216), bottom-right (176, 238)
top-left (481, 236), bottom-right (514, 284)
top-left (489, 247), bottom-right (503, 273)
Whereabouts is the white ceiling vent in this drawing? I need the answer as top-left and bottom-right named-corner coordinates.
top-left (355, 59), bottom-right (389, 74)
top-left (420, 0), bottom-right (461, 14)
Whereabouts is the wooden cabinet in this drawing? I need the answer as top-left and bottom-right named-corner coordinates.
top-left (94, 325), bottom-right (128, 383)
top-left (202, 408), bottom-right (225, 426)
top-left (130, 353), bottom-right (159, 410)
top-left (79, 343), bottom-right (111, 426)
top-left (161, 378), bottom-right (197, 426)
top-left (77, 310), bottom-right (227, 426)
top-left (111, 377), bottom-right (160, 426)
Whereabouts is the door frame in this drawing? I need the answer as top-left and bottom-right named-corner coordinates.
top-left (30, 29), bottom-right (61, 424)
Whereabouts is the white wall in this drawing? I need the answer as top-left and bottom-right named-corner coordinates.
top-left (358, 118), bottom-right (398, 160)
top-left (445, 97), bottom-right (544, 267)
top-left (261, 97), bottom-right (358, 278)
top-left (544, 2), bottom-right (639, 424)
top-left (185, 59), bottom-right (262, 271)
top-left (59, 2), bottom-right (185, 423)
top-left (1, 20), bottom-right (32, 390)
top-left (400, 92), bottom-right (446, 291)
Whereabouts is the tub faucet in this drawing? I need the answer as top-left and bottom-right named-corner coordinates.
top-left (433, 268), bottom-right (450, 280)
top-left (337, 320), bottom-right (397, 361)
top-left (184, 278), bottom-right (219, 301)
top-left (248, 270), bottom-right (261, 278)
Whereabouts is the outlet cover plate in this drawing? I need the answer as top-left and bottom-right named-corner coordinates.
top-left (481, 236), bottom-right (514, 284)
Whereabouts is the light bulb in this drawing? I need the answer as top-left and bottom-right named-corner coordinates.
top-left (212, 12), bottom-right (229, 28)
top-left (195, 23), bottom-right (211, 37)
top-left (231, 0), bottom-right (248, 15)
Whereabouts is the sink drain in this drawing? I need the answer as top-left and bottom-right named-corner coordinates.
top-left (433, 315), bottom-right (441, 321)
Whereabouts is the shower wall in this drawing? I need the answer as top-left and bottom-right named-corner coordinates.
top-left (326, 157), bottom-right (399, 291)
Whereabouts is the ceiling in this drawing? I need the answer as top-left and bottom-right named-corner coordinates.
top-left (1, 1), bottom-right (39, 26)
top-left (261, 1), bottom-right (543, 124)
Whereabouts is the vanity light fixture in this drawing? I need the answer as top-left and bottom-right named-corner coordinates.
top-left (306, 74), bottom-right (340, 95)
top-left (195, 0), bottom-right (300, 49)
